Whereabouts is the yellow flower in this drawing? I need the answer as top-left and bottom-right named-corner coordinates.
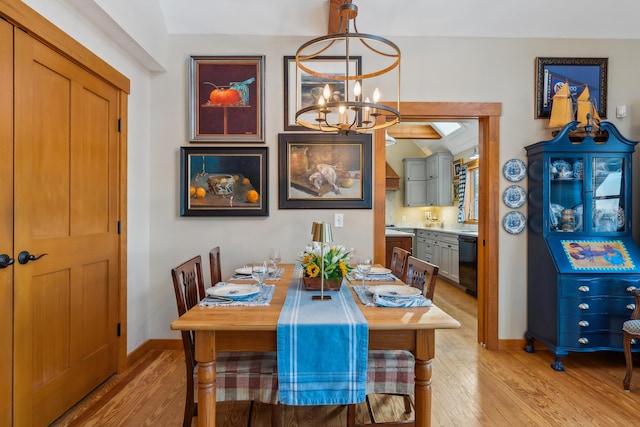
top-left (306, 264), bottom-right (320, 278)
top-left (339, 261), bottom-right (348, 277)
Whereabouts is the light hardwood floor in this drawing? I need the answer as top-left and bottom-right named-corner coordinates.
top-left (51, 280), bottom-right (639, 426)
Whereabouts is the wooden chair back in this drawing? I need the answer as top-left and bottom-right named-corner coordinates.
top-left (209, 246), bottom-right (222, 285)
top-left (390, 247), bottom-right (411, 281)
top-left (170, 255), bottom-right (206, 426)
top-left (406, 256), bottom-right (439, 300)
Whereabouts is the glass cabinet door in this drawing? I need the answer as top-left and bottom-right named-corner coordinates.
top-left (548, 157), bottom-right (584, 233)
top-left (591, 157), bottom-right (625, 233)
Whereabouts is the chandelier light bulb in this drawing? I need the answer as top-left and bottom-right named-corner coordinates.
top-left (353, 81), bottom-right (361, 100)
top-left (372, 88), bottom-right (380, 103)
top-left (323, 84), bottom-right (331, 101)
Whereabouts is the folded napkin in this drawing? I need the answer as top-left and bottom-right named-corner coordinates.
top-left (374, 294), bottom-right (432, 308)
top-left (199, 283), bottom-right (275, 307)
top-left (277, 264), bottom-right (368, 406)
top-left (352, 285), bottom-right (432, 307)
top-left (229, 267), bottom-right (285, 281)
top-left (350, 273), bottom-right (397, 282)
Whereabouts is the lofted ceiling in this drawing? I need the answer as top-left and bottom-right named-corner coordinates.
top-left (157, 0), bottom-right (640, 39)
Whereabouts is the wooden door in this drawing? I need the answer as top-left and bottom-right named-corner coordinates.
top-left (12, 29), bottom-right (120, 425)
top-left (0, 18), bottom-right (14, 426)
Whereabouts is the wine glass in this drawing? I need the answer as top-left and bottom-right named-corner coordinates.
top-left (268, 247), bottom-right (281, 275)
top-left (356, 256), bottom-right (372, 288)
top-left (252, 260), bottom-right (269, 286)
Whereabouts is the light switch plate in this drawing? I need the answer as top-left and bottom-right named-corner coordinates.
top-left (334, 213), bottom-right (344, 228)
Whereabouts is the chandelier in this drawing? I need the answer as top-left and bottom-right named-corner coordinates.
top-left (295, 0), bottom-right (401, 133)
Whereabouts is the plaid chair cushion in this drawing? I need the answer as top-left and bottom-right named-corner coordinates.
top-left (366, 350), bottom-right (414, 396)
top-left (623, 319), bottom-right (640, 335)
top-left (196, 351), bottom-right (279, 404)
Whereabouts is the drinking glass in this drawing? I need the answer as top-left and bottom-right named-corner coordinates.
top-left (252, 260), bottom-right (269, 286)
top-left (356, 256), bottom-right (372, 288)
top-left (268, 247), bottom-right (281, 275)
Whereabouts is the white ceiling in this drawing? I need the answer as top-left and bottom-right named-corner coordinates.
top-left (158, 0), bottom-right (640, 39)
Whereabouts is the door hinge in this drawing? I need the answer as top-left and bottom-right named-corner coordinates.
top-left (117, 221), bottom-right (121, 234)
top-left (117, 118), bottom-right (121, 132)
top-left (117, 323), bottom-right (121, 337)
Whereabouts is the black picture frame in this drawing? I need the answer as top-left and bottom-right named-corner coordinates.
top-left (278, 133), bottom-right (372, 209)
top-left (189, 55), bottom-right (265, 142)
top-left (535, 57), bottom-right (608, 119)
top-left (180, 146), bottom-right (268, 216)
top-left (283, 55), bottom-right (362, 131)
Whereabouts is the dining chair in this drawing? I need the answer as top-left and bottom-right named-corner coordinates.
top-left (389, 247), bottom-right (411, 281)
top-left (623, 288), bottom-right (640, 391)
top-left (348, 256), bottom-right (440, 426)
top-left (171, 255), bottom-right (280, 427)
top-left (209, 246), bottom-right (222, 285)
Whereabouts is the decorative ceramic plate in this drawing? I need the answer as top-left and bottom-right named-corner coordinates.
top-left (503, 211), bottom-right (526, 234)
top-left (368, 267), bottom-right (392, 275)
top-left (503, 159), bottom-right (527, 182)
top-left (502, 185), bottom-right (527, 208)
top-left (235, 266), bottom-right (274, 275)
top-left (371, 285), bottom-right (421, 298)
top-left (206, 284), bottom-right (260, 300)
top-left (549, 203), bottom-right (564, 230)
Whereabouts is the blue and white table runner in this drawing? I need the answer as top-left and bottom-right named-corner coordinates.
top-left (277, 265), bottom-right (368, 405)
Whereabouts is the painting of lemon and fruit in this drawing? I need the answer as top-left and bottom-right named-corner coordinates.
top-left (190, 56), bottom-right (264, 142)
top-left (181, 147), bottom-right (268, 217)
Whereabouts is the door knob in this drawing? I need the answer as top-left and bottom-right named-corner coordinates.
top-left (17, 251), bottom-right (47, 265)
top-left (0, 254), bottom-right (14, 268)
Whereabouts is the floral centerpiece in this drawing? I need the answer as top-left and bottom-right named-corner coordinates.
top-left (298, 243), bottom-right (353, 290)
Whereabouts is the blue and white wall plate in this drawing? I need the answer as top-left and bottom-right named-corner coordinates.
top-left (503, 211), bottom-right (526, 234)
top-left (503, 158), bottom-right (527, 182)
top-left (502, 185), bottom-right (526, 209)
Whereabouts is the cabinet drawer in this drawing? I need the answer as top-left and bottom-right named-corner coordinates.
top-left (558, 330), bottom-right (625, 349)
top-left (559, 297), bottom-right (635, 317)
top-left (559, 312), bottom-right (631, 334)
top-left (560, 277), bottom-right (640, 298)
top-left (436, 232), bottom-right (458, 245)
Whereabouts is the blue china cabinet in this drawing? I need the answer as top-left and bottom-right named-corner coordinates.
top-left (524, 121), bottom-right (640, 371)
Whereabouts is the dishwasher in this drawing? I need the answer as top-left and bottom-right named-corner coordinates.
top-left (458, 235), bottom-right (477, 296)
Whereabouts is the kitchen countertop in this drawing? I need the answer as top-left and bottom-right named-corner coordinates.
top-left (385, 229), bottom-right (415, 237)
top-left (386, 226), bottom-right (478, 237)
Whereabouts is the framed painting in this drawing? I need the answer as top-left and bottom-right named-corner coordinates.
top-left (535, 57), bottom-right (608, 119)
top-left (283, 55), bottom-right (362, 131)
top-left (452, 159), bottom-right (462, 178)
top-left (180, 146), bottom-right (268, 216)
top-left (189, 55), bottom-right (265, 142)
top-left (278, 133), bottom-right (372, 209)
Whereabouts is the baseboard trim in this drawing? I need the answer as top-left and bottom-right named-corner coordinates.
top-left (498, 339), bottom-right (548, 351)
top-left (126, 339), bottom-right (182, 368)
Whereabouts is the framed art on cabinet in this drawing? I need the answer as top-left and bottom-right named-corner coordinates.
top-left (535, 57), bottom-right (608, 119)
top-left (180, 146), bottom-right (268, 216)
top-left (283, 55), bottom-right (362, 131)
top-left (278, 133), bottom-right (371, 209)
top-left (189, 55), bottom-right (265, 142)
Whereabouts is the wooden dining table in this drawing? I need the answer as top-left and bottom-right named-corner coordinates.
top-left (170, 264), bottom-right (460, 427)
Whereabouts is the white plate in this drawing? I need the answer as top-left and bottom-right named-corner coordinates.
top-left (503, 211), bottom-right (526, 235)
top-left (371, 285), bottom-right (421, 298)
top-left (235, 266), bottom-right (274, 275)
top-left (368, 267), bottom-right (392, 275)
top-left (502, 185), bottom-right (526, 209)
top-left (503, 159), bottom-right (527, 182)
top-left (206, 284), bottom-right (260, 300)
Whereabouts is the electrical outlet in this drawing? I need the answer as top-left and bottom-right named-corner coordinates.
top-left (334, 213), bottom-right (344, 228)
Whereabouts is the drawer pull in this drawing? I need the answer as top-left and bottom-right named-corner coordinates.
top-left (626, 286), bottom-right (637, 293)
top-left (578, 320), bottom-right (589, 327)
top-left (578, 303), bottom-right (589, 310)
top-left (578, 337), bottom-right (589, 345)
top-left (627, 304), bottom-right (636, 311)
top-left (578, 285), bottom-right (590, 293)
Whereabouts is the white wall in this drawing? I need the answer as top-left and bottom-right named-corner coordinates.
top-left (22, 1), bottom-right (640, 349)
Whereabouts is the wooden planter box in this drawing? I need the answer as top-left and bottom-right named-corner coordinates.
top-left (302, 276), bottom-right (343, 291)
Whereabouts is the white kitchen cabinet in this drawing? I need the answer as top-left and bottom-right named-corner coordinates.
top-left (403, 158), bottom-right (428, 206)
top-left (425, 152), bottom-right (453, 206)
top-left (415, 230), bottom-right (459, 283)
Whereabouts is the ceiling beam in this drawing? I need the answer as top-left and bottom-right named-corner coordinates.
top-left (328, 0), bottom-right (351, 34)
top-left (387, 123), bottom-right (442, 140)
